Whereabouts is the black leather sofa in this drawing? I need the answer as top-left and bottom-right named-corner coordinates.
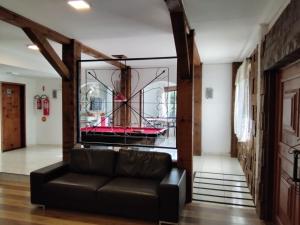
top-left (30, 149), bottom-right (186, 224)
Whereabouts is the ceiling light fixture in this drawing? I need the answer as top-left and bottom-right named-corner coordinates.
top-left (27, 44), bottom-right (39, 51)
top-left (68, 0), bottom-right (90, 10)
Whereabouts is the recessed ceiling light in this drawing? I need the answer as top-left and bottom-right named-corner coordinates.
top-left (27, 44), bottom-right (39, 51)
top-left (68, 0), bottom-right (90, 10)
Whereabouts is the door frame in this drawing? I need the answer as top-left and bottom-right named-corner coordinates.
top-left (260, 62), bottom-right (300, 222)
top-left (1, 82), bottom-right (26, 152)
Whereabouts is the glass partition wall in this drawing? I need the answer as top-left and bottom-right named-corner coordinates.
top-left (78, 57), bottom-right (177, 149)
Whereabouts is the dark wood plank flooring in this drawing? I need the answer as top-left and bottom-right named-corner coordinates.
top-left (0, 173), bottom-right (265, 225)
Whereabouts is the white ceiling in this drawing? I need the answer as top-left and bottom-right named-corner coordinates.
top-left (0, 0), bottom-right (289, 77)
top-left (0, 63), bottom-right (57, 78)
top-left (184, 0), bottom-right (290, 63)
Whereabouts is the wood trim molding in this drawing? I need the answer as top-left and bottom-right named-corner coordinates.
top-left (23, 28), bottom-right (70, 79)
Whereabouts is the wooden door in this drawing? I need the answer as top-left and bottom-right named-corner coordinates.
top-left (1, 83), bottom-right (25, 151)
top-left (275, 62), bottom-right (300, 225)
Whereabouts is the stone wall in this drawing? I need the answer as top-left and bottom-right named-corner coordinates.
top-left (262, 0), bottom-right (300, 70)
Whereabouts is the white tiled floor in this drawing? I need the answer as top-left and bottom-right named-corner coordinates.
top-left (193, 154), bottom-right (244, 175)
top-left (192, 154), bottom-right (255, 208)
top-left (0, 145), bottom-right (62, 175)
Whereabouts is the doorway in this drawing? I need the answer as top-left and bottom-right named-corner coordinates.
top-left (193, 63), bottom-right (255, 208)
top-left (1, 83), bottom-right (26, 151)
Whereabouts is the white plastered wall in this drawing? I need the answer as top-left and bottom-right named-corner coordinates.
top-left (0, 73), bottom-right (62, 150)
top-left (202, 64), bottom-right (232, 155)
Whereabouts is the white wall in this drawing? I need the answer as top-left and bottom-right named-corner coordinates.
top-left (35, 78), bottom-right (62, 145)
top-left (0, 73), bottom-right (62, 149)
top-left (202, 64), bottom-right (232, 155)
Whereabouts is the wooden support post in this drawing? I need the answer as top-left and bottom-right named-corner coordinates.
top-left (193, 63), bottom-right (202, 155)
top-left (120, 67), bottom-right (131, 127)
top-left (139, 90), bottom-right (143, 127)
top-left (188, 29), bottom-right (202, 156)
top-left (62, 40), bottom-right (81, 161)
top-left (177, 77), bottom-right (193, 202)
top-left (166, 0), bottom-right (198, 202)
top-left (168, 11), bottom-right (190, 79)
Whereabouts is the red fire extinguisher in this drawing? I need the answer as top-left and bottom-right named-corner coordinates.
top-left (43, 97), bottom-right (50, 116)
top-left (34, 95), bottom-right (42, 110)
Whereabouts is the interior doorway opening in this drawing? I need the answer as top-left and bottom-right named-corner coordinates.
top-left (193, 60), bottom-right (258, 208)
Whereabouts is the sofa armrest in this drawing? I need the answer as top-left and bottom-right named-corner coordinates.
top-left (30, 161), bottom-right (69, 204)
top-left (159, 168), bottom-right (186, 223)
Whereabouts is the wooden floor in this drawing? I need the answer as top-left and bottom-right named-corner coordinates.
top-left (0, 173), bottom-right (266, 225)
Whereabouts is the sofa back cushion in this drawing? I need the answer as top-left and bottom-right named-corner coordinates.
top-left (70, 149), bottom-right (116, 177)
top-left (115, 149), bottom-right (172, 180)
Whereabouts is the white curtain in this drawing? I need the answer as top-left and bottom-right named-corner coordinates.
top-left (234, 60), bottom-right (252, 142)
top-left (157, 89), bottom-right (167, 118)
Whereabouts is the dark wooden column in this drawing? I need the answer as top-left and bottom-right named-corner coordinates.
top-left (166, 0), bottom-right (200, 202)
top-left (120, 67), bottom-right (131, 127)
top-left (177, 79), bottom-right (193, 203)
top-left (193, 63), bottom-right (202, 155)
top-left (176, 25), bottom-right (194, 202)
top-left (62, 40), bottom-right (81, 161)
top-left (189, 29), bottom-right (202, 156)
top-left (113, 67), bottom-right (132, 127)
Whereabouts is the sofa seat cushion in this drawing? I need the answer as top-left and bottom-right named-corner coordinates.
top-left (43, 172), bottom-right (110, 208)
top-left (97, 177), bottom-right (160, 220)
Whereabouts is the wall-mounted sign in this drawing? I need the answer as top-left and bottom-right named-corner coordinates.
top-left (205, 87), bottom-right (213, 99)
top-left (6, 88), bottom-right (12, 96)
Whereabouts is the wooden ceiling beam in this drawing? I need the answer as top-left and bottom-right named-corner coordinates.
top-left (168, 10), bottom-right (190, 78)
top-left (0, 6), bottom-right (70, 44)
top-left (81, 44), bottom-right (126, 69)
top-left (0, 6), bottom-right (126, 69)
top-left (165, 0), bottom-right (191, 31)
top-left (23, 28), bottom-right (70, 79)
